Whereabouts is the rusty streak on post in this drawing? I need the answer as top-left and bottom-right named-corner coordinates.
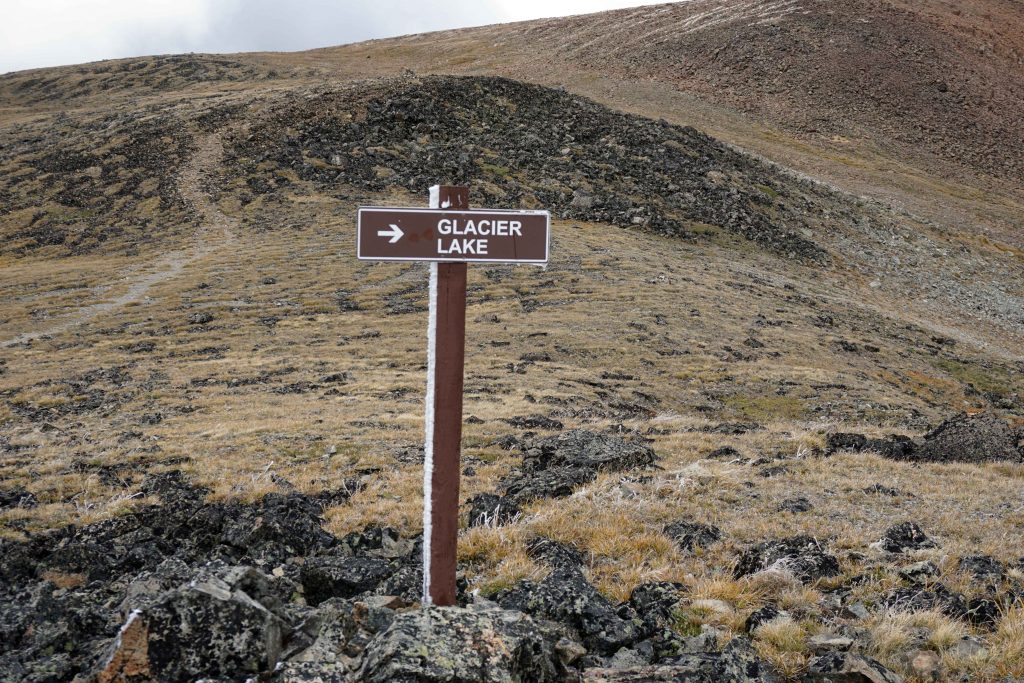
top-left (427, 185), bottom-right (468, 606)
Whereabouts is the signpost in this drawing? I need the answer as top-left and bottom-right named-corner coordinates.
top-left (357, 187), bottom-right (550, 606)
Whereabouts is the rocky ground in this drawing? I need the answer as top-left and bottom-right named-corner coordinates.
top-left (1, 7), bottom-right (1024, 680)
top-left (3, 424), bottom-right (1021, 681)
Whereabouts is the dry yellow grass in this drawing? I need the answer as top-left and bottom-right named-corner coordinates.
top-left (1, 41), bottom-right (1023, 682)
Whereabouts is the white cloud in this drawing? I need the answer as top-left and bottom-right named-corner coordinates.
top-left (0, 0), bottom-right (669, 74)
top-left (200, 0), bottom-right (503, 53)
top-left (1, 0), bottom-right (214, 72)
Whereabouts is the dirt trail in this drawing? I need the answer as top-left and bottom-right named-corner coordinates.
top-left (1, 134), bottom-right (236, 348)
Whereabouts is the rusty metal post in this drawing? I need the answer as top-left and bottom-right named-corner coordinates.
top-left (422, 185), bottom-right (468, 606)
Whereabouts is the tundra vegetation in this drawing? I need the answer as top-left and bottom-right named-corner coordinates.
top-left (1, 1), bottom-right (1023, 680)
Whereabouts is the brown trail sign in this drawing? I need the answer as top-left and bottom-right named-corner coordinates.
top-left (357, 187), bottom-right (550, 606)
top-left (357, 207), bottom-right (550, 263)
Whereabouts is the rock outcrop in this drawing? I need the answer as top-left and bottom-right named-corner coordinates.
top-left (734, 536), bottom-right (841, 583)
top-left (357, 604), bottom-right (568, 683)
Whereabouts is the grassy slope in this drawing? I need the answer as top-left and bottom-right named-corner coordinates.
top-left (0, 3), bottom-right (1023, 679)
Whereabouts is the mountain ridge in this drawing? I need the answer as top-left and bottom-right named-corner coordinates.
top-left (1, 2), bottom-right (1024, 681)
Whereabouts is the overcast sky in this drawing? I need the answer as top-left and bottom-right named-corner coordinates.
top-left (1, 0), bottom-right (665, 74)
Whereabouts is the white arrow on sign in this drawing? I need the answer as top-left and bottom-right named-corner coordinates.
top-left (377, 224), bottom-right (404, 244)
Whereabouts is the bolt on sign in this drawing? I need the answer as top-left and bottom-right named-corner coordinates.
top-left (356, 187), bottom-right (550, 607)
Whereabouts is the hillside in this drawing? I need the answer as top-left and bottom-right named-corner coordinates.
top-left (258, 0), bottom-right (1024, 252)
top-left (1, 2), bottom-right (1024, 682)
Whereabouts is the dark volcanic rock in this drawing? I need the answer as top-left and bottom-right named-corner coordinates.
top-left (826, 433), bottom-right (868, 452)
top-left (734, 536), bottom-right (841, 583)
top-left (505, 414), bottom-right (565, 430)
top-left (0, 488), bottom-right (37, 510)
top-left (663, 520), bottom-right (723, 551)
top-left (522, 429), bottom-right (658, 474)
top-left (744, 604), bottom-right (784, 634)
top-left (501, 465), bottom-right (598, 506)
top-left (0, 472), bottom-right (369, 680)
top-left (230, 76), bottom-right (827, 262)
top-left (301, 556), bottom-right (396, 606)
top-left (804, 651), bottom-right (903, 682)
top-left (526, 536), bottom-right (586, 571)
top-left (466, 492), bottom-right (521, 527)
top-left (98, 567), bottom-right (286, 682)
top-left (492, 429), bottom-right (658, 515)
top-left (825, 432), bottom-right (917, 459)
top-left (913, 412), bottom-right (1023, 464)
top-left (495, 567), bottom-right (643, 655)
top-left (187, 311), bottom-right (215, 325)
top-left (958, 555), bottom-right (1005, 580)
top-left (778, 496), bottom-right (814, 513)
top-left (583, 637), bottom-right (777, 682)
top-left (876, 522), bottom-right (936, 553)
top-left (357, 604), bottom-right (567, 683)
top-left (883, 583), bottom-right (968, 619)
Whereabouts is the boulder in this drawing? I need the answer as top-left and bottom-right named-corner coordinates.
top-left (825, 433), bottom-right (916, 459)
top-left (356, 604), bottom-right (568, 683)
top-left (882, 583), bottom-right (967, 618)
top-left (467, 492), bottom-right (521, 527)
top-left (501, 465), bottom-right (598, 506)
top-left (744, 604), bottom-right (785, 633)
top-left (300, 556), bottom-right (396, 606)
top-left (778, 496), bottom-right (814, 513)
top-left (913, 413), bottom-right (1022, 464)
top-left (898, 561), bottom-right (940, 584)
top-left (958, 555), bottom-right (1005, 580)
top-left (627, 582), bottom-right (686, 633)
top-left (734, 536), bottom-right (841, 583)
top-left (495, 567), bottom-right (643, 655)
top-left (663, 521), bottom-right (722, 552)
top-left (876, 523), bottom-right (936, 553)
top-left (583, 637), bottom-right (778, 682)
top-left (98, 569), bottom-right (286, 682)
top-left (521, 429), bottom-right (658, 474)
top-left (526, 536), bottom-right (586, 571)
top-left (804, 651), bottom-right (903, 682)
